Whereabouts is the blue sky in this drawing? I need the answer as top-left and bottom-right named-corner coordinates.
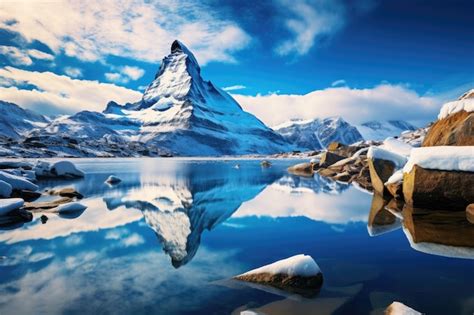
top-left (0, 0), bottom-right (472, 125)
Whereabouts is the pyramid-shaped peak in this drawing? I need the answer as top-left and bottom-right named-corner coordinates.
top-left (171, 40), bottom-right (187, 53)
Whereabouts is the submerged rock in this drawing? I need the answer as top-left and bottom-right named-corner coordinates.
top-left (403, 165), bottom-right (474, 210)
top-left (234, 254), bottom-right (323, 297)
top-left (105, 175), bottom-right (121, 185)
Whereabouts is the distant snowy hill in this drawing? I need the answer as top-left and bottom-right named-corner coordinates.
top-left (274, 117), bottom-right (364, 150)
top-left (29, 40), bottom-right (294, 156)
top-left (356, 120), bottom-right (417, 141)
top-left (0, 101), bottom-right (49, 139)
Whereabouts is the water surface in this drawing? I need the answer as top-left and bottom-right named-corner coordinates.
top-left (0, 159), bottom-right (472, 315)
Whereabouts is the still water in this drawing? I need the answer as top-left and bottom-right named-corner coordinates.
top-left (0, 159), bottom-right (472, 315)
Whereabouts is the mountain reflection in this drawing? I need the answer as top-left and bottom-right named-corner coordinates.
top-left (103, 160), bottom-right (283, 267)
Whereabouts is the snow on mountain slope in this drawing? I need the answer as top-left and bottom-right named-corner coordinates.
top-left (0, 101), bottom-right (49, 139)
top-left (356, 120), bottom-right (417, 141)
top-left (274, 117), bottom-right (364, 150)
top-left (30, 40), bottom-right (294, 156)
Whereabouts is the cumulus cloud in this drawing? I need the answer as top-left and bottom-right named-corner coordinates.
top-left (0, 0), bottom-right (251, 65)
top-left (0, 66), bottom-right (142, 115)
top-left (222, 85), bottom-right (246, 91)
top-left (233, 84), bottom-right (441, 126)
top-left (27, 49), bottom-right (54, 61)
top-left (105, 66), bottom-right (145, 84)
top-left (64, 67), bottom-right (83, 78)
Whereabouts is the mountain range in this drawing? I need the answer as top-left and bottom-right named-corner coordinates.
top-left (0, 40), bottom-right (417, 157)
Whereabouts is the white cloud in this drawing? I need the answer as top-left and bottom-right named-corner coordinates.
top-left (0, 45), bottom-right (32, 65)
top-left (0, 66), bottom-right (142, 115)
top-left (0, 0), bottom-right (251, 65)
top-left (105, 66), bottom-right (145, 84)
top-left (27, 49), bottom-right (54, 61)
top-left (331, 79), bottom-right (346, 87)
top-left (121, 233), bottom-right (145, 247)
top-left (233, 84), bottom-right (441, 126)
top-left (64, 67), bottom-right (83, 78)
top-left (275, 0), bottom-right (345, 56)
top-left (223, 85), bottom-right (246, 91)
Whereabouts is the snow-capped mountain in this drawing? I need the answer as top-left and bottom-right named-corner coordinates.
top-left (27, 40), bottom-right (294, 156)
top-left (274, 117), bottom-right (364, 150)
top-left (0, 101), bottom-right (49, 139)
top-left (356, 120), bottom-right (417, 141)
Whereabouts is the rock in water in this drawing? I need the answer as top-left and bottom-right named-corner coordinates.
top-left (0, 198), bottom-right (24, 216)
top-left (48, 187), bottom-right (83, 199)
top-left (0, 180), bottom-right (12, 197)
top-left (34, 160), bottom-right (84, 178)
top-left (367, 147), bottom-right (406, 196)
top-left (234, 254), bottom-right (323, 297)
top-left (287, 162), bottom-right (314, 177)
top-left (403, 165), bottom-right (474, 210)
top-left (57, 202), bottom-right (87, 213)
top-left (260, 161), bottom-right (271, 168)
top-left (105, 175), bottom-right (121, 184)
top-left (385, 301), bottom-right (421, 315)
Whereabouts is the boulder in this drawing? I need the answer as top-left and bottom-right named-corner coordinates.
top-left (422, 110), bottom-right (474, 146)
top-left (0, 171), bottom-right (38, 191)
top-left (0, 198), bottom-right (24, 216)
top-left (403, 165), bottom-right (474, 210)
top-left (35, 160), bottom-right (84, 179)
top-left (0, 180), bottom-right (12, 197)
top-left (317, 168), bottom-right (337, 178)
top-left (333, 171), bottom-right (351, 182)
top-left (23, 197), bottom-right (72, 211)
top-left (48, 187), bottom-right (83, 199)
top-left (367, 158), bottom-right (396, 196)
top-left (466, 204), bottom-right (474, 224)
top-left (260, 160), bottom-right (271, 168)
top-left (11, 189), bottom-right (42, 202)
top-left (287, 162), bottom-right (314, 177)
top-left (234, 254), bottom-right (323, 297)
top-left (319, 152), bottom-right (346, 168)
top-left (352, 165), bottom-right (373, 192)
top-left (327, 142), bottom-right (344, 152)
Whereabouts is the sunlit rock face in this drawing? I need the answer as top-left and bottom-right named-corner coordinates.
top-left (104, 161), bottom-right (283, 267)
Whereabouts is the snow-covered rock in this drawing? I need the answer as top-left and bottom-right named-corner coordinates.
top-left (356, 120), bottom-right (417, 141)
top-left (274, 117), bottom-right (363, 150)
top-left (0, 198), bottom-right (24, 216)
top-left (385, 301), bottom-right (421, 315)
top-left (379, 137), bottom-right (413, 158)
top-left (367, 147), bottom-right (407, 169)
top-left (34, 160), bottom-right (84, 178)
top-left (235, 254), bottom-right (323, 296)
top-left (57, 202), bottom-right (87, 213)
top-left (0, 180), bottom-right (12, 197)
top-left (403, 146), bottom-right (474, 173)
top-left (0, 171), bottom-right (38, 191)
top-left (438, 89), bottom-right (474, 120)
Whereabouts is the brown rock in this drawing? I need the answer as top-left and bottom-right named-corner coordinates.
top-left (368, 158), bottom-right (396, 196)
top-left (466, 204), bottom-right (474, 224)
top-left (23, 197), bottom-right (72, 211)
top-left (385, 198), bottom-right (404, 214)
top-left (333, 171), bottom-right (351, 182)
top-left (352, 165), bottom-right (373, 192)
top-left (422, 110), bottom-right (474, 146)
top-left (403, 165), bottom-right (474, 210)
top-left (48, 187), bottom-right (83, 199)
top-left (11, 189), bottom-right (42, 202)
top-left (234, 273), bottom-right (323, 298)
top-left (317, 168), bottom-right (337, 178)
top-left (0, 208), bottom-right (33, 228)
top-left (327, 142), bottom-right (344, 152)
top-left (287, 162), bottom-right (314, 177)
top-left (319, 151), bottom-right (346, 168)
top-left (367, 194), bottom-right (400, 236)
top-left (385, 180), bottom-right (403, 200)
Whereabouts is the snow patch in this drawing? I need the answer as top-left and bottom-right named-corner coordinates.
top-left (367, 147), bottom-right (407, 168)
top-left (238, 254), bottom-right (321, 277)
top-left (380, 137), bottom-right (412, 157)
top-left (438, 93), bottom-right (474, 120)
top-left (403, 146), bottom-right (474, 173)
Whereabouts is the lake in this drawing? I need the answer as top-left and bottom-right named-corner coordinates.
top-left (0, 159), bottom-right (472, 315)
